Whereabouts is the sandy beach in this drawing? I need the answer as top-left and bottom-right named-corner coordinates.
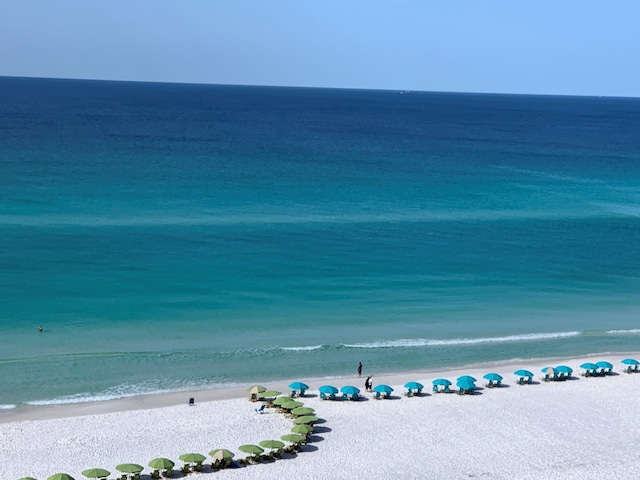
top-left (2, 353), bottom-right (640, 480)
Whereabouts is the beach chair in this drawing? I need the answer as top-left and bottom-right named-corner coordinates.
top-left (342, 393), bottom-right (348, 400)
top-left (329, 393), bottom-right (336, 400)
top-left (162, 469), bottom-right (173, 478)
top-left (181, 464), bottom-right (190, 474)
top-left (290, 390), bottom-right (297, 397)
top-left (444, 385), bottom-right (451, 393)
top-left (375, 391), bottom-right (381, 399)
top-left (320, 392), bottom-right (327, 399)
top-left (433, 385), bottom-right (439, 393)
top-left (416, 388), bottom-right (422, 395)
top-left (406, 389), bottom-right (413, 397)
top-left (299, 388), bottom-right (307, 396)
top-left (151, 470), bottom-right (161, 479)
top-left (255, 403), bottom-right (266, 413)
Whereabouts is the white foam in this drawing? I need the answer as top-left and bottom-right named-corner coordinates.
top-left (343, 331), bottom-right (582, 349)
top-left (281, 345), bottom-right (325, 352)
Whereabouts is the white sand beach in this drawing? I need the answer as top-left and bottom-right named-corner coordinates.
top-left (2, 353), bottom-right (640, 480)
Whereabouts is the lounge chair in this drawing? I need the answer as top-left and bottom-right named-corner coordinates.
top-left (374, 391), bottom-right (381, 399)
top-left (444, 385), bottom-right (451, 393)
top-left (181, 464), bottom-right (190, 474)
top-left (320, 392), bottom-right (326, 399)
top-left (151, 470), bottom-right (161, 479)
top-left (433, 385), bottom-right (439, 393)
top-left (255, 404), bottom-right (266, 413)
top-left (299, 389), bottom-right (307, 396)
top-left (416, 388), bottom-right (422, 395)
top-left (162, 469), bottom-right (173, 478)
top-left (406, 389), bottom-right (413, 397)
top-left (290, 390), bottom-right (297, 397)
top-left (188, 397), bottom-right (195, 406)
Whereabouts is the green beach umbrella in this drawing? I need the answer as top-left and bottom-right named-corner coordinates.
top-left (247, 385), bottom-right (266, 394)
top-left (282, 400), bottom-right (304, 409)
top-left (81, 469), bottom-right (110, 479)
top-left (179, 453), bottom-right (206, 464)
top-left (281, 433), bottom-right (305, 443)
top-left (115, 464), bottom-right (144, 474)
top-left (18, 477), bottom-right (38, 480)
top-left (148, 458), bottom-right (175, 470)
top-left (290, 407), bottom-right (315, 416)
top-left (239, 444), bottom-right (264, 455)
top-left (294, 415), bottom-right (319, 424)
top-left (259, 390), bottom-right (281, 398)
top-left (272, 397), bottom-right (293, 406)
top-left (259, 439), bottom-right (285, 450)
top-left (48, 475), bottom-right (75, 480)
top-left (291, 424), bottom-right (313, 434)
top-left (209, 449), bottom-right (235, 460)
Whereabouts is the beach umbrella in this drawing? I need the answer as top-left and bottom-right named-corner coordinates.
top-left (282, 400), bottom-right (304, 409)
top-left (246, 385), bottom-right (266, 393)
top-left (319, 385), bottom-right (338, 394)
top-left (259, 440), bottom-right (285, 450)
top-left (456, 378), bottom-right (476, 390)
top-left (48, 475), bottom-right (74, 480)
top-left (295, 415), bottom-right (319, 424)
top-left (432, 378), bottom-right (452, 386)
top-left (148, 458), bottom-right (174, 470)
top-left (622, 358), bottom-right (639, 365)
top-left (404, 381), bottom-right (424, 390)
top-left (556, 365), bottom-right (573, 375)
top-left (372, 384), bottom-right (393, 394)
top-left (179, 453), bottom-right (206, 464)
top-left (514, 369), bottom-right (533, 377)
top-left (18, 478), bottom-right (38, 480)
top-left (289, 382), bottom-right (309, 391)
top-left (291, 424), bottom-right (314, 434)
top-left (272, 396), bottom-right (293, 406)
top-left (81, 469), bottom-right (110, 479)
top-left (239, 444), bottom-right (264, 455)
top-left (115, 464), bottom-right (144, 474)
top-left (209, 449), bottom-right (234, 460)
top-left (580, 362), bottom-right (598, 370)
top-left (542, 367), bottom-right (557, 375)
top-left (596, 361), bottom-right (613, 369)
top-left (281, 433), bottom-right (305, 443)
top-left (291, 406), bottom-right (315, 416)
top-left (340, 386), bottom-right (360, 395)
top-left (457, 375), bottom-right (477, 383)
top-left (259, 390), bottom-right (281, 398)
top-left (483, 373), bottom-right (503, 382)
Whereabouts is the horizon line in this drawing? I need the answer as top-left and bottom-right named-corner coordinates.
top-left (1, 74), bottom-right (638, 100)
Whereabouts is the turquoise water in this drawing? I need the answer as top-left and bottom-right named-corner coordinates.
top-left (1, 77), bottom-right (640, 408)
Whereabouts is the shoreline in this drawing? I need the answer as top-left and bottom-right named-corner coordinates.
top-left (3, 351), bottom-right (640, 480)
top-left (2, 350), bottom-right (637, 424)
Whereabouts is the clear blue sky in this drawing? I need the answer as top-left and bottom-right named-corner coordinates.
top-left (1, 0), bottom-right (639, 96)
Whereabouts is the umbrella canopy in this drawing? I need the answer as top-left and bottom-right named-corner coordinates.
top-left (432, 378), bottom-right (452, 386)
top-left (291, 407), bottom-right (315, 416)
top-left (281, 433), bottom-right (306, 443)
top-left (404, 381), bottom-right (424, 390)
top-left (542, 367), bottom-right (557, 375)
top-left (209, 449), bottom-right (235, 460)
top-left (514, 369), bottom-right (533, 377)
top-left (48, 475), bottom-right (75, 480)
top-left (556, 365), bottom-right (573, 375)
top-left (596, 361), bottom-right (613, 369)
top-left (580, 362), bottom-right (598, 370)
top-left (179, 453), bottom-right (206, 464)
top-left (246, 385), bottom-right (266, 393)
top-left (372, 384), bottom-right (393, 393)
top-left (239, 444), bottom-right (264, 455)
top-left (295, 415), bottom-right (319, 424)
top-left (457, 375), bottom-right (477, 383)
top-left (81, 469), bottom-right (110, 479)
top-left (148, 458), bottom-right (175, 470)
top-left (289, 382), bottom-right (309, 390)
top-left (18, 478), bottom-right (38, 480)
top-left (483, 373), bottom-right (503, 382)
top-left (622, 358), bottom-right (639, 365)
top-left (272, 396), bottom-right (293, 406)
top-left (291, 424), bottom-right (314, 434)
top-left (456, 378), bottom-right (476, 390)
top-left (319, 385), bottom-right (338, 394)
top-left (115, 464), bottom-right (144, 474)
top-left (259, 390), bottom-right (281, 398)
top-left (259, 440), bottom-right (285, 450)
top-left (340, 386), bottom-right (360, 395)
top-left (282, 400), bottom-right (304, 409)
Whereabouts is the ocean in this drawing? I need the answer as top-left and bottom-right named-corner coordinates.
top-left (1, 76), bottom-right (639, 409)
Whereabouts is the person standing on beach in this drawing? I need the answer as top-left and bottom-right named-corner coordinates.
top-left (358, 361), bottom-right (363, 377)
top-left (365, 376), bottom-right (372, 392)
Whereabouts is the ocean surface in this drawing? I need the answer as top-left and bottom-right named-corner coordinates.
top-left (1, 76), bottom-right (639, 408)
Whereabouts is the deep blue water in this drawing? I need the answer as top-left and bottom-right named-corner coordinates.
top-left (1, 76), bottom-right (639, 408)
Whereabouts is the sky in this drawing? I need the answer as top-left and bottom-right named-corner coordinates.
top-left (1, 1), bottom-right (639, 97)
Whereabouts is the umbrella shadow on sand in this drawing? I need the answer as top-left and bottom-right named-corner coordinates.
top-left (306, 435), bottom-right (325, 443)
top-left (297, 444), bottom-right (319, 453)
top-left (312, 425), bottom-right (332, 434)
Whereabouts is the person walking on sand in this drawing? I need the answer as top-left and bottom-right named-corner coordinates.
top-left (365, 376), bottom-right (372, 392)
top-left (358, 361), bottom-right (363, 378)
